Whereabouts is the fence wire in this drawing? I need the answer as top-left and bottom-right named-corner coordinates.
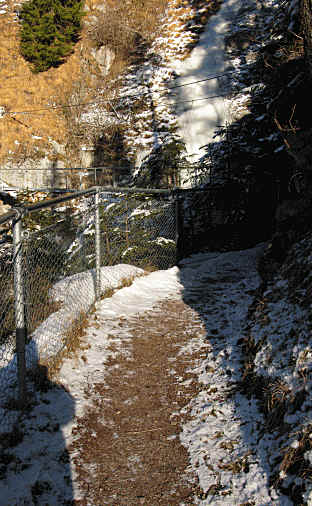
top-left (22, 196), bottom-right (97, 368)
top-left (98, 191), bottom-right (176, 270)
top-left (0, 188), bottom-right (177, 431)
top-left (0, 230), bottom-right (19, 431)
top-left (179, 183), bottom-right (251, 256)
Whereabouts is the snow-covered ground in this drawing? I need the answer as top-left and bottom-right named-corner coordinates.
top-left (178, 245), bottom-right (291, 504)
top-left (2, 240), bottom-right (309, 504)
top-left (114, 0), bottom-right (289, 186)
top-left (170, 0), bottom-right (241, 165)
top-left (0, 265), bottom-right (144, 432)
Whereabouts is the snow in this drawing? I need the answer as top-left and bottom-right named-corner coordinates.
top-left (108, 0), bottom-right (238, 173)
top-left (0, 242), bottom-right (299, 504)
top-left (0, 264), bottom-right (144, 419)
top-left (114, 0), bottom-right (284, 185)
top-left (0, 0), bottom-right (309, 501)
top-left (170, 0), bottom-right (241, 164)
top-left (93, 266), bottom-right (182, 319)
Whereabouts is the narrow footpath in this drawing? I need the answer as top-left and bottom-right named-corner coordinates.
top-left (1, 244), bottom-right (293, 504)
top-left (70, 299), bottom-right (206, 504)
top-left (61, 243), bottom-right (289, 504)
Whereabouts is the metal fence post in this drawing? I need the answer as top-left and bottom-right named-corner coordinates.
top-left (95, 188), bottom-right (101, 300)
top-left (174, 189), bottom-right (184, 265)
top-left (13, 210), bottom-right (27, 408)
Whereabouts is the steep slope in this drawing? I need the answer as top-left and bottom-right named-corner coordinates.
top-left (0, 0), bottom-right (87, 166)
top-left (169, 0), bottom-right (238, 166)
top-left (0, 0), bottom-right (220, 187)
top-left (0, 0), bottom-right (166, 176)
top-left (0, 0), bottom-right (306, 193)
top-left (239, 232), bottom-right (312, 504)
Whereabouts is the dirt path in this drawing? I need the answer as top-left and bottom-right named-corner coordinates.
top-left (69, 299), bottom-right (208, 505)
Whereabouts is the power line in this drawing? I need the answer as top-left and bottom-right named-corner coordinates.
top-left (160, 72), bottom-right (233, 90)
top-left (2, 70), bottom-right (236, 116)
top-left (175, 93), bottom-right (228, 105)
top-left (101, 70), bottom-right (234, 95)
top-left (3, 90), bottom-right (229, 116)
top-left (96, 70), bottom-right (234, 102)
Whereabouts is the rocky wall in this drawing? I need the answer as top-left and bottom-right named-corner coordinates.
top-left (0, 167), bottom-right (67, 189)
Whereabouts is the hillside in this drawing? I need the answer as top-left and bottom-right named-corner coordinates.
top-left (0, 0), bottom-right (88, 167)
top-left (0, 0), bottom-right (221, 188)
top-left (2, 1), bottom-right (312, 503)
top-left (0, 0), bottom-right (309, 195)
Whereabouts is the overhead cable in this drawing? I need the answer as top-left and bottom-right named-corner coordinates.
top-left (2, 70), bottom-right (237, 116)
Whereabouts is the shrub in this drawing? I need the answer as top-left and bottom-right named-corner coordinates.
top-left (135, 138), bottom-right (188, 188)
top-left (89, 0), bottom-right (167, 58)
top-left (19, 0), bottom-right (84, 73)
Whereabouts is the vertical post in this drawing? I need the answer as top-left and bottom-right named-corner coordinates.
top-left (125, 198), bottom-right (129, 249)
top-left (95, 188), bottom-right (101, 300)
top-left (112, 169), bottom-right (117, 188)
top-left (174, 190), bottom-right (183, 265)
top-left (13, 211), bottom-right (27, 408)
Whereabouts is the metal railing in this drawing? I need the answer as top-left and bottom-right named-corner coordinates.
top-left (0, 186), bottom-right (177, 427)
top-left (176, 183), bottom-right (261, 255)
top-left (0, 180), bottom-right (266, 428)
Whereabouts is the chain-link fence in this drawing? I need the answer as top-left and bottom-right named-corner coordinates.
top-left (0, 180), bottom-right (276, 431)
top-left (98, 190), bottom-right (176, 270)
top-left (0, 227), bottom-right (17, 431)
top-left (0, 186), bottom-right (177, 430)
top-left (177, 182), bottom-right (267, 256)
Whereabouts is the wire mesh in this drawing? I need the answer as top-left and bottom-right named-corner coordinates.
top-left (0, 187), bottom-right (178, 431)
top-left (22, 196), bottom-right (96, 370)
top-left (0, 230), bottom-right (20, 431)
top-left (179, 183), bottom-right (250, 256)
top-left (98, 190), bottom-right (176, 270)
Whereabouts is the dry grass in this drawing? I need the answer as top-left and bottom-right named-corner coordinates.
top-left (0, 7), bottom-right (86, 166)
top-left (0, 0), bottom-right (169, 167)
top-left (276, 424), bottom-right (312, 497)
top-left (0, 0), bottom-right (221, 169)
top-left (218, 452), bottom-right (252, 474)
top-left (42, 310), bottom-right (92, 380)
top-left (100, 273), bottom-right (143, 300)
top-left (141, 264), bottom-right (159, 273)
top-left (0, 0), bottom-right (117, 166)
top-left (262, 379), bottom-right (292, 430)
top-left (88, 0), bottom-right (167, 58)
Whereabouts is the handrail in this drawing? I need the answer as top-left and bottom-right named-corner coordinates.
top-left (0, 188), bottom-right (96, 225)
top-left (25, 187), bottom-right (96, 212)
top-left (98, 186), bottom-right (172, 195)
top-left (0, 185), bottom-right (174, 225)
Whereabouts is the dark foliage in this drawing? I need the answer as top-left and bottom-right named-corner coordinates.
top-left (19, 0), bottom-right (84, 72)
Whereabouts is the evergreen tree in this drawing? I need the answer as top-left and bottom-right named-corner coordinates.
top-left (19, 0), bottom-right (84, 73)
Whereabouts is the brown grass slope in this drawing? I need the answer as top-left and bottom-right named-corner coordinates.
top-left (0, 0), bottom-right (102, 167)
top-left (0, 0), bottom-right (217, 169)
